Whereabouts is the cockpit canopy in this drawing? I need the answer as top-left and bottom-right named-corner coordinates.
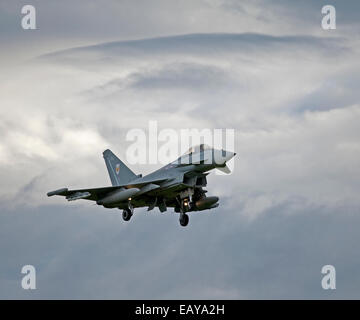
top-left (183, 144), bottom-right (211, 155)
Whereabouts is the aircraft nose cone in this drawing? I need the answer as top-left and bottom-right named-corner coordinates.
top-left (225, 151), bottom-right (236, 161)
top-left (214, 149), bottom-right (236, 165)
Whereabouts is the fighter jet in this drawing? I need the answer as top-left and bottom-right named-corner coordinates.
top-left (47, 144), bottom-right (236, 227)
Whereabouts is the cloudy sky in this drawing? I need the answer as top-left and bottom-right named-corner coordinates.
top-left (1, 0), bottom-right (360, 299)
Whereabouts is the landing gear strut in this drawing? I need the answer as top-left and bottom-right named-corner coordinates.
top-left (176, 196), bottom-right (191, 227)
top-left (122, 202), bottom-right (134, 221)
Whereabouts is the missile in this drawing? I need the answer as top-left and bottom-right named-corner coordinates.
top-left (194, 196), bottom-right (219, 211)
top-left (97, 188), bottom-right (139, 206)
top-left (67, 192), bottom-right (91, 201)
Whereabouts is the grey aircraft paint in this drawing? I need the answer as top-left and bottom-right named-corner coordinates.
top-left (47, 144), bottom-right (236, 226)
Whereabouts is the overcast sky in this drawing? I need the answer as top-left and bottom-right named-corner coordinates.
top-left (0, 0), bottom-right (360, 299)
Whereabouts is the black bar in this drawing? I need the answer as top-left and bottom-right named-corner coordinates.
top-left (0, 300), bottom-right (359, 319)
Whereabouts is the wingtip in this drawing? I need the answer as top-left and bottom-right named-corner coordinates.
top-left (47, 188), bottom-right (68, 197)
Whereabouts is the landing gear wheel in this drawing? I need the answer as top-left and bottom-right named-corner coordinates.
top-left (122, 208), bottom-right (132, 221)
top-left (179, 213), bottom-right (189, 227)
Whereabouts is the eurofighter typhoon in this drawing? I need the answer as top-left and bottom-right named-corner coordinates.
top-left (47, 144), bottom-right (236, 227)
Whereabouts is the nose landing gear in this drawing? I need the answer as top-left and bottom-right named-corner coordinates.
top-left (122, 202), bottom-right (134, 221)
top-left (178, 197), bottom-right (190, 227)
top-left (179, 211), bottom-right (189, 227)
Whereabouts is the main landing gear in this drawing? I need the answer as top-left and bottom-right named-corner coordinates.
top-left (122, 202), bottom-right (134, 221)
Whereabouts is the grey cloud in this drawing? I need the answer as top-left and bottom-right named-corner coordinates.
top-left (1, 0), bottom-right (358, 71)
top-left (41, 33), bottom-right (348, 63)
top-left (291, 70), bottom-right (360, 113)
top-left (1, 201), bottom-right (359, 299)
top-left (260, 0), bottom-right (360, 25)
top-left (130, 63), bottom-right (230, 91)
top-left (1, 32), bottom-right (359, 201)
top-left (88, 62), bottom-right (231, 96)
top-left (38, 32), bottom-right (351, 120)
top-left (1, 1), bottom-right (360, 299)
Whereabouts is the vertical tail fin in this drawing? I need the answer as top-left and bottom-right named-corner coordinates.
top-left (103, 149), bottom-right (137, 186)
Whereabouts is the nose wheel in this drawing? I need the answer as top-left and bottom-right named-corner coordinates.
top-left (122, 202), bottom-right (134, 221)
top-left (179, 212), bottom-right (189, 227)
